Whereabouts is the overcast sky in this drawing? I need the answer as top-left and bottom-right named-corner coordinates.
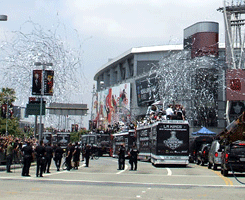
top-left (0, 0), bottom-right (229, 128)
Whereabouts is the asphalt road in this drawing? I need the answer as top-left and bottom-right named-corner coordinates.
top-left (1, 157), bottom-right (245, 200)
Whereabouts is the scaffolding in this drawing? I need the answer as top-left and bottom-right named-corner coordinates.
top-left (218, 0), bottom-right (245, 69)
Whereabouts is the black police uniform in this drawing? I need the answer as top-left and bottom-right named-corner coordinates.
top-left (85, 146), bottom-right (91, 167)
top-left (54, 144), bottom-right (63, 171)
top-left (129, 147), bottom-right (139, 170)
top-left (44, 144), bottom-right (53, 173)
top-left (118, 145), bottom-right (125, 170)
top-left (35, 144), bottom-right (46, 177)
top-left (66, 144), bottom-right (74, 170)
top-left (21, 143), bottom-right (33, 176)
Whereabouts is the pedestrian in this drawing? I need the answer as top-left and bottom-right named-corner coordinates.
top-left (81, 144), bottom-right (86, 161)
top-left (129, 144), bottom-right (139, 171)
top-left (44, 143), bottom-right (53, 173)
top-left (35, 140), bottom-right (46, 177)
top-left (6, 141), bottom-right (14, 173)
top-left (66, 143), bottom-right (74, 171)
top-left (21, 141), bottom-right (34, 177)
top-left (85, 144), bottom-right (91, 167)
top-left (118, 144), bottom-right (125, 170)
top-left (54, 143), bottom-right (63, 171)
top-left (73, 142), bottom-right (81, 170)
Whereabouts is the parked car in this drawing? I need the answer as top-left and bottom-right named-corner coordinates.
top-left (189, 136), bottom-right (213, 163)
top-left (208, 140), bottom-right (223, 170)
top-left (196, 143), bottom-right (211, 166)
top-left (221, 140), bottom-right (245, 176)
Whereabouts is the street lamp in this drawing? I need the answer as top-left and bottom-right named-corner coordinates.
top-left (34, 62), bottom-right (53, 142)
top-left (1, 14), bottom-right (8, 134)
top-left (0, 15), bottom-right (7, 21)
top-left (3, 96), bottom-right (10, 136)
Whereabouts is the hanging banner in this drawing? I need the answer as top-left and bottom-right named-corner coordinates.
top-left (226, 69), bottom-right (245, 101)
top-left (136, 74), bottom-right (159, 106)
top-left (32, 70), bottom-right (54, 96)
top-left (94, 83), bottom-right (130, 126)
top-left (32, 70), bottom-right (42, 95)
top-left (44, 70), bottom-right (54, 96)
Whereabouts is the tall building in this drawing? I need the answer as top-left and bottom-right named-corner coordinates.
top-left (93, 21), bottom-right (227, 134)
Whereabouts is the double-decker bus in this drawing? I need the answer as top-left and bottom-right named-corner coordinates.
top-left (57, 132), bottom-right (70, 149)
top-left (150, 120), bottom-right (189, 166)
top-left (81, 133), bottom-right (111, 156)
top-left (136, 125), bottom-right (151, 161)
top-left (112, 129), bottom-right (136, 158)
top-left (43, 132), bottom-right (52, 145)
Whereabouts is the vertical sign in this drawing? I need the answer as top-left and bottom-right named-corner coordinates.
top-left (32, 70), bottom-right (42, 95)
top-left (44, 70), bottom-right (54, 96)
top-left (32, 70), bottom-right (54, 96)
top-left (226, 69), bottom-right (245, 101)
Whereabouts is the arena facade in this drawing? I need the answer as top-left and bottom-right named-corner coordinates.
top-left (92, 21), bottom-right (243, 134)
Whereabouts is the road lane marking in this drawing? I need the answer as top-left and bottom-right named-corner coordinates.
top-left (0, 176), bottom-right (244, 188)
top-left (166, 168), bottom-right (172, 176)
top-left (212, 170), bottom-right (233, 186)
top-left (116, 164), bottom-right (128, 174)
top-left (197, 165), bottom-right (233, 186)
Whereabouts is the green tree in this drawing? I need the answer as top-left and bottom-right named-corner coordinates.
top-left (70, 129), bottom-right (89, 143)
top-left (0, 87), bottom-right (18, 136)
top-left (0, 87), bottom-right (17, 105)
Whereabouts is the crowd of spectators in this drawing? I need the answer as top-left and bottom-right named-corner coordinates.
top-left (137, 104), bottom-right (186, 127)
top-left (0, 135), bottom-right (38, 162)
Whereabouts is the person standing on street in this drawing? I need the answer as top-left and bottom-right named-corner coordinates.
top-left (118, 144), bottom-right (125, 170)
top-left (66, 143), bottom-right (74, 171)
top-left (54, 143), bottom-right (63, 171)
top-left (129, 144), bottom-right (139, 171)
top-left (44, 142), bottom-right (53, 173)
top-left (21, 141), bottom-right (34, 177)
top-left (73, 142), bottom-right (81, 170)
top-left (35, 140), bottom-right (46, 177)
top-left (85, 144), bottom-right (91, 167)
top-left (6, 141), bottom-right (14, 173)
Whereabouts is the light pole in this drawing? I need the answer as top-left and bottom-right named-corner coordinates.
top-left (3, 96), bottom-right (10, 136)
top-left (34, 62), bottom-right (53, 142)
top-left (1, 15), bottom-right (8, 135)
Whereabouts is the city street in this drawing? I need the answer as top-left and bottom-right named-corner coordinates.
top-left (1, 157), bottom-right (245, 200)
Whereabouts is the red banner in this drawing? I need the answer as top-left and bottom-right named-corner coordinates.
top-left (226, 69), bottom-right (245, 101)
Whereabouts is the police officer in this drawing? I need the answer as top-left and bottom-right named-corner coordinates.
top-left (21, 141), bottom-right (33, 177)
top-left (35, 140), bottom-right (46, 177)
top-left (118, 144), bottom-right (125, 170)
top-left (66, 143), bottom-right (74, 171)
top-left (73, 142), bottom-right (81, 170)
top-left (85, 144), bottom-right (91, 167)
top-left (54, 143), bottom-right (63, 171)
top-left (44, 143), bottom-right (53, 173)
top-left (129, 144), bottom-right (139, 171)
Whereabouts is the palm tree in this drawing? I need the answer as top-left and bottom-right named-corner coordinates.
top-left (0, 87), bottom-right (17, 105)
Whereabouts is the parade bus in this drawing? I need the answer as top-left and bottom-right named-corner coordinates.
top-left (57, 132), bottom-right (70, 149)
top-left (43, 132), bottom-right (52, 145)
top-left (150, 120), bottom-right (189, 166)
top-left (112, 129), bottom-right (136, 158)
top-left (81, 133), bottom-right (111, 156)
top-left (136, 125), bottom-right (151, 161)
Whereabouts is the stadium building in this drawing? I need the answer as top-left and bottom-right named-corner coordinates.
top-left (92, 21), bottom-right (239, 134)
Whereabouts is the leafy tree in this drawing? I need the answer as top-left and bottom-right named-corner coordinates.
top-left (0, 88), bottom-right (19, 136)
top-left (0, 87), bottom-right (17, 105)
top-left (70, 129), bottom-right (89, 143)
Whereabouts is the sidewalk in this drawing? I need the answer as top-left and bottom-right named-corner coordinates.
top-left (0, 162), bottom-right (36, 171)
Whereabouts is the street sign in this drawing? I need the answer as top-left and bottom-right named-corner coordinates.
top-left (26, 103), bottom-right (46, 116)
